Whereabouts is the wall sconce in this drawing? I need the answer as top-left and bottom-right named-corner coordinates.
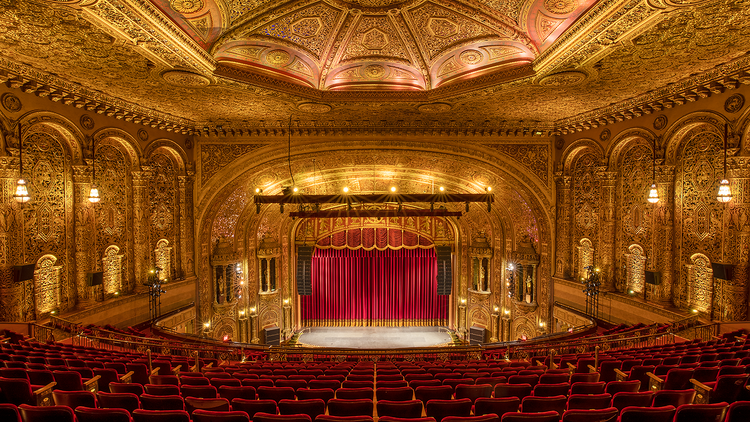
top-left (239, 310), bottom-right (246, 316)
top-left (647, 135), bottom-right (658, 204)
top-left (717, 123), bottom-right (732, 203)
top-left (88, 135), bottom-right (100, 203)
top-left (493, 306), bottom-right (499, 312)
top-left (13, 123), bottom-right (30, 203)
top-left (503, 308), bottom-right (510, 315)
top-left (460, 298), bottom-right (467, 304)
top-left (250, 307), bottom-right (256, 314)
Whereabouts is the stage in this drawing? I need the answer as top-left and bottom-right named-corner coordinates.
top-left (296, 326), bottom-right (453, 349)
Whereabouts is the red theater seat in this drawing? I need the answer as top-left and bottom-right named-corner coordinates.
top-left (327, 398), bottom-right (374, 417)
top-left (230, 398), bottom-right (278, 419)
top-left (494, 383), bottom-right (533, 401)
top-left (252, 413), bottom-right (312, 422)
top-left (0, 404), bottom-right (20, 422)
top-left (673, 402), bottom-right (729, 422)
top-left (651, 389), bottom-right (696, 408)
top-left (52, 390), bottom-right (97, 410)
top-left (191, 409), bottom-right (250, 422)
top-left (474, 397), bottom-right (519, 419)
top-left (139, 394), bottom-right (185, 411)
top-left (314, 417), bottom-right (373, 422)
top-left (184, 397), bottom-right (231, 414)
top-left (566, 393), bottom-right (612, 410)
top-left (424, 398), bottom-right (472, 422)
top-left (278, 398), bottom-right (326, 420)
top-left (132, 409), bottom-right (190, 422)
top-left (378, 418), bottom-right (435, 422)
top-left (18, 404), bottom-right (75, 422)
top-left (560, 407), bottom-right (618, 422)
top-left (616, 405), bottom-right (675, 422)
top-left (97, 391), bottom-right (141, 414)
top-left (376, 400), bottom-right (423, 418)
top-left (500, 410), bottom-right (559, 422)
top-left (521, 395), bottom-right (566, 415)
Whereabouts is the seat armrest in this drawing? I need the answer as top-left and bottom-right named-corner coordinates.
top-left (150, 367), bottom-right (160, 376)
top-left (566, 362), bottom-right (576, 370)
top-left (84, 375), bottom-right (102, 393)
top-left (646, 372), bottom-right (664, 391)
top-left (550, 362), bottom-right (558, 370)
top-left (205, 362), bottom-right (214, 368)
top-left (190, 365), bottom-right (198, 372)
top-left (172, 365), bottom-right (182, 376)
top-left (587, 364), bottom-right (597, 373)
top-left (33, 381), bottom-right (57, 406)
top-left (613, 368), bottom-right (628, 382)
top-left (120, 371), bottom-right (134, 383)
top-left (690, 378), bottom-right (712, 404)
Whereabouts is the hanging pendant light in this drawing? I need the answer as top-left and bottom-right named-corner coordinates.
top-left (13, 122), bottom-right (30, 203)
top-left (88, 137), bottom-right (100, 203)
top-left (717, 123), bottom-right (732, 203)
top-left (647, 136), bottom-right (659, 204)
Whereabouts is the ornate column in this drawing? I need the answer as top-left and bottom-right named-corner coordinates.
top-left (72, 163), bottom-right (93, 304)
top-left (655, 164), bottom-right (676, 304)
top-left (0, 151), bottom-right (22, 321)
top-left (728, 157), bottom-right (749, 319)
top-left (596, 169), bottom-right (618, 291)
top-left (132, 168), bottom-right (152, 292)
top-left (553, 172), bottom-right (573, 278)
top-left (178, 170), bottom-right (196, 277)
top-left (489, 308), bottom-right (499, 343)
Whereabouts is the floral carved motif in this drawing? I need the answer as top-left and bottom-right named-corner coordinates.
top-left (482, 143), bottom-right (549, 186)
top-left (200, 143), bottom-right (269, 185)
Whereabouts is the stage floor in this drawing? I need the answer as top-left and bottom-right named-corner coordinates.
top-left (296, 326), bottom-right (453, 349)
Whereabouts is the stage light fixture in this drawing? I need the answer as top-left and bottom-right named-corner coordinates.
top-left (390, 186), bottom-right (397, 192)
top-left (485, 186), bottom-right (492, 192)
top-left (293, 187), bottom-right (299, 193)
top-left (439, 186), bottom-right (445, 192)
top-left (255, 188), bottom-right (262, 193)
top-left (343, 186), bottom-right (349, 193)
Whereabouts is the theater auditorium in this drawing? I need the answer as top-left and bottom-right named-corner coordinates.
top-left (1, 0), bottom-right (750, 421)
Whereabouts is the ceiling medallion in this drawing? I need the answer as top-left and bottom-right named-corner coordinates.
top-left (364, 64), bottom-right (386, 79)
top-left (418, 103), bottom-right (451, 113)
top-left (1, 93), bottom-right (22, 112)
top-left (653, 114), bottom-right (667, 130)
top-left (298, 103), bottom-right (332, 113)
top-left (162, 70), bottom-right (211, 88)
top-left (266, 50), bottom-right (291, 67)
top-left (460, 50), bottom-right (483, 65)
top-left (724, 94), bottom-right (744, 113)
top-left (538, 71), bottom-right (586, 87)
top-left (80, 114), bottom-right (95, 130)
top-left (169, 0), bottom-right (204, 14)
top-left (544, 0), bottom-right (579, 15)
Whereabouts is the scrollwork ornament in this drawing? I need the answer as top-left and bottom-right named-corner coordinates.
top-left (600, 128), bottom-right (611, 142)
top-left (653, 115), bottom-right (668, 130)
top-left (138, 129), bottom-right (149, 142)
top-left (80, 114), bottom-right (94, 130)
top-left (1, 93), bottom-right (22, 112)
top-left (724, 94), bottom-right (744, 113)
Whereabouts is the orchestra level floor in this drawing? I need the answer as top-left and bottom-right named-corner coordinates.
top-left (296, 326), bottom-right (453, 349)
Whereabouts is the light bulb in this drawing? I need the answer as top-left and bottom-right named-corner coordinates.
top-left (88, 185), bottom-right (100, 203)
top-left (343, 186), bottom-right (349, 193)
top-left (390, 186), bottom-right (397, 192)
top-left (647, 183), bottom-right (659, 204)
top-left (439, 186), bottom-right (445, 192)
top-left (717, 179), bottom-right (732, 203)
top-left (13, 179), bottom-right (30, 203)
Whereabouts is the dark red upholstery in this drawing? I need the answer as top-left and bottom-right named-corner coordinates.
top-left (376, 400), bottom-right (423, 418)
top-left (500, 410), bottom-right (559, 422)
top-left (424, 398), bottom-right (472, 422)
top-left (139, 394), bottom-right (185, 411)
top-left (252, 413), bottom-right (312, 422)
top-left (184, 397), bottom-right (231, 414)
top-left (566, 393), bottom-right (612, 410)
top-left (532, 383), bottom-right (570, 397)
top-left (474, 397), bottom-right (519, 418)
top-left (132, 409), bottom-right (190, 422)
top-left (110, 382), bottom-right (145, 396)
top-left (495, 383), bottom-right (533, 401)
top-left (191, 409), bottom-right (251, 422)
top-left (97, 391), bottom-right (141, 414)
top-left (18, 404), bottom-right (76, 422)
top-left (75, 406), bottom-right (133, 422)
top-left (230, 398), bottom-right (278, 419)
top-left (617, 405), bottom-right (675, 422)
top-left (673, 402), bottom-right (729, 422)
top-left (520, 395), bottom-right (566, 415)
top-left (651, 389), bottom-right (696, 408)
top-left (327, 398), bottom-right (374, 417)
top-left (52, 390), bottom-right (97, 409)
top-left (560, 407), bottom-right (618, 422)
top-left (0, 404), bottom-right (21, 422)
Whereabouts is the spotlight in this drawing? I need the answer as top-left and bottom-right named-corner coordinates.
top-left (293, 187), bottom-right (298, 193)
top-left (255, 188), bottom-right (262, 193)
top-left (390, 186), bottom-right (397, 192)
top-left (204, 322), bottom-right (210, 328)
top-left (485, 186), bottom-right (492, 192)
top-left (439, 186), bottom-right (445, 192)
top-left (343, 186), bottom-right (349, 193)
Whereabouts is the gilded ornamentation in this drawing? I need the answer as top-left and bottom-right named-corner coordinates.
top-left (600, 129), bottom-right (610, 142)
top-left (200, 143), bottom-right (269, 185)
top-left (538, 71), bottom-right (586, 86)
top-left (544, 0), bottom-right (578, 15)
top-left (460, 50), bottom-right (483, 65)
top-left (138, 129), bottom-right (149, 142)
top-left (1, 93), bottom-right (22, 112)
top-left (169, 0), bottom-right (204, 14)
top-left (297, 103), bottom-right (332, 113)
top-left (162, 70), bottom-right (211, 87)
top-left (266, 50), bottom-right (291, 67)
top-left (418, 103), bottom-right (451, 113)
top-left (364, 64), bottom-right (386, 79)
top-left (481, 144), bottom-right (549, 186)
top-left (724, 94), bottom-right (744, 113)
top-left (80, 115), bottom-right (95, 131)
top-left (653, 115), bottom-right (667, 130)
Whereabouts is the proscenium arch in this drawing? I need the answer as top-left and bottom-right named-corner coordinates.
top-left (195, 142), bottom-right (555, 325)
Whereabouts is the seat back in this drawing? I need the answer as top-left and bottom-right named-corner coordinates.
top-left (414, 385), bottom-right (453, 404)
top-left (52, 390), bottom-right (97, 409)
top-left (605, 380), bottom-right (640, 395)
top-left (376, 400), bottom-right (423, 418)
top-left (424, 398), bottom-right (472, 422)
top-left (566, 393), bottom-right (612, 410)
top-left (533, 382), bottom-right (570, 397)
top-left (663, 368), bottom-right (694, 390)
top-left (131, 409), bottom-right (190, 422)
top-left (500, 411), bottom-right (559, 422)
top-left (474, 397), bottom-right (519, 418)
top-left (521, 395), bottom-right (566, 415)
top-left (230, 398), bottom-right (278, 419)
top-left (53, 370), bottom-right (85, 391)
top-left (560, 407), bottom-right (618, 422)
top-left (711, 374), bottom-right (750, 403)
top-left (0, 377), bottom-right (34, 406)
top-left (673, 403), bottom-right (729, 422)
top-left (139, 394), bottom-right (184, 411)
top-left (251, 413), bottom-right (312, 422)
top-left (651, 389), bottom-right (696, 408)
top-left (617, 405), bottom-right (676, 422)
top-left (0, 404), bottom-right (21, 422)
top-left (18, 404), bottom-right (75, 422)
top-left (327, 398), bottom-right (374, 417)
top-left (97, 391), bottom-right (141, 413)
top-left (494, 383), bottom-right (532, 401)
top-left (376, 387), bottom-right (413, 402)
top-left (257, 386), bottom-right (296, 403)
top-left (109, 382), bottom-right (145, 396)
top-left (184, 397), bottom-right (230, 415)
top-left (277, 398), bottom-right (325, 420)
top-left (455, 384), bottom-right (492, 404)
top-left (74, 406), bottom-right (132, 422)
top-left (181, 384), bottom-right (218, 399)
top-left (610, 391), bottom-right (654, 412)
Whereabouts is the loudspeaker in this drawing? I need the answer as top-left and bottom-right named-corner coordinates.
top-left (263, 326), bottom-right (280, 345)
top-left (645, 270), bottom-right (662, 285)
top-left (470, 326), bottom-right (486, 345)
top-left (436, 246), bottom-right (452, 295)
top-left (86, 272), bottom-right (104, 286)
top-left (711, 263), bottom-right (734, 280)
top-left (12, 264), bottom-right (35, 283)
top-left (296, 246), bottom-right (313, 296)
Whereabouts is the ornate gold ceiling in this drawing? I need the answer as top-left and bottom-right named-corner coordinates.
top-left (0, 0), bottom-right (748, 131)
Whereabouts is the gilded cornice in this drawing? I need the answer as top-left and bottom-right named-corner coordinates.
top-left (57, 0), bottom-right (216, 73)
top-left (0, 62), bottom-right (195, 134)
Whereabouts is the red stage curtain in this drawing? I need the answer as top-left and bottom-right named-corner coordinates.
top-left (301, 248), bottom-right (448, 327)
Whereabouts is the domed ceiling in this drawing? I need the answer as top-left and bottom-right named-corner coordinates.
top-left (154, 0), bottom-right (592, 90)
top-left (1, 0), bottom-right (748, 132)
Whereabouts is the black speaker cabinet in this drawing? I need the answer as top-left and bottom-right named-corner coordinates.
top-left (12, 264), bottom-right (35, 283)
top-left (436, 246), bottom-right (452, 295)
top-left (711, 263), bottom-right (734, 280)
top-left (645, 270), bottom-right (662, 285)
top-left (86, 272), bottom-right (104, 287)
top-left (263, 326), bottom-right (280, 345)
top-left (470, 326), bottom-right (486, 346)
top-left (296, 246), bottom-right (313, 296)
